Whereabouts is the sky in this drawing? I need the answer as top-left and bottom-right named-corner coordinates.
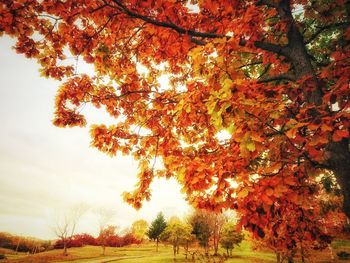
top-left (0, 36), bottom-right (191, 240)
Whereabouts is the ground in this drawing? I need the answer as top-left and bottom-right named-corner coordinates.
top-left (1, 239), bottom-right (350, 262)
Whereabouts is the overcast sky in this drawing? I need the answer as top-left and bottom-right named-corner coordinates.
top-left (0, 36), bottom-right (191, 240)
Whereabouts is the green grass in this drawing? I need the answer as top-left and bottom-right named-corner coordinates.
top-left (224, 240), bottom-right (276, 263)
top-left (1, 239), bottom-right (350, 263)
top-left (332, 239), bottom-right (350, 250)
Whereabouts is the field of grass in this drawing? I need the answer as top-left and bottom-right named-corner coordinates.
top-left (1, 239), bottom-right (350, 263)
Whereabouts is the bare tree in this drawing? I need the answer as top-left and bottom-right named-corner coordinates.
top-left (53, 204), bottom-right (88, 256)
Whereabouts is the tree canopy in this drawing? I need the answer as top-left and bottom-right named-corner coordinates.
top-left (1, 0), bottom-right (349, 254)
top-left (131, 219), bottom-right (149, 241)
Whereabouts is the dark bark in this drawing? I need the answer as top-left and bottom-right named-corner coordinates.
top-left (257, 72), bottom-right (296, 83)
top-left (110, 0), bottom-right (225, 39)
top-left (327, 140), bottom-right (350, 218)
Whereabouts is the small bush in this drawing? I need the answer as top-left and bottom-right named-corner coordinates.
top-left (0, 254), bottom-right (6, 260)
top-left (337, 251), bottom-right (350, 259)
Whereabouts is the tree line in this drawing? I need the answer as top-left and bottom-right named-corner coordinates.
top-left (146, 211), bottom-right (244, 259)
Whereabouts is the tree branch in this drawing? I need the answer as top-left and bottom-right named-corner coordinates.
top-left (257, 72), bottom-right (296, 83)
top-left (109, 0), bottom-right (225, 39)
top-left (254, 41), bottom-right (290, 57)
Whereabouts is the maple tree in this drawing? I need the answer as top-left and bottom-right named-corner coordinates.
top-left (1, 0), bottom-right (349, 251)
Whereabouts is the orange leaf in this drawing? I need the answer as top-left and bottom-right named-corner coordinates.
top-left (332, 129), bottom-right (349, 142)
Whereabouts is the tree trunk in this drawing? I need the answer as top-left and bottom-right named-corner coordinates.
top-left (63, 241), bottom-right (68, 256)
top-left (156, 238), bottom-right (159, 252)
top-left (276, 252), bottom-right (281, 263)
top-left (301, 245), bottom-right (305, 263)
top-left (15, 238), bottom-right (21, 255)
top-left (173, 244), bottom-right (176, 258)
top-left (258, 0), bottom-right (350, 219)
top-left (288, 249), bottom-right (296, 263)
top-left (102, 245), bottom-right (106, 256)
top-left (328, 244), bottom-right (335, 261)
top-left (328, 140), bottom-right (350, 218)
top-left (213, 231), bottom-right (219, 256)
top-left (185, 241), bottom-right (189, 259)
top-left (205, 243), bottom-right (209, 256)
top-left (214, 242), bottom-right (218, 256)
top-left (283, 0), bottom-right (350, 219)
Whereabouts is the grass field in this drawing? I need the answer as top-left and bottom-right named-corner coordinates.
top-left (1, 239), bottom-right (350, 263)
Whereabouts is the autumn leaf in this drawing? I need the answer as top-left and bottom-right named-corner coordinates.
top-left (332, 129), bottom-right (349, 142)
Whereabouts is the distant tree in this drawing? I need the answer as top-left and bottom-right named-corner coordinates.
top-left (131, 219), bottom-right (149, 242)
top-left (0, 233), bottom-right (13, 251)
top-left (121, 232), bottom-right (141, 246)
top-left (96, 208), bottom-right (115, 255)
top-left (97, 225), bottom-right (118, 255)
top-left (72, 233), bottom-right (97, 246)
top-left (188, 210), bottom-right (227, 255)
top-left (220, 222), bottom-right (244, 257)
top-left (189, 211), bottom-right (213, 255)
top-left (0, 232), bottom-right (52, 253)
top-left (54, 236), bottom-right (82, 249)
top-left (147, 212), bottom-right (167, 252)
top-left (211, 213), bottom-right (227, 256)
top-left (53, 204), bottom-right (88, 256)
top-left (160, 217), bottom-right (194, 258)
